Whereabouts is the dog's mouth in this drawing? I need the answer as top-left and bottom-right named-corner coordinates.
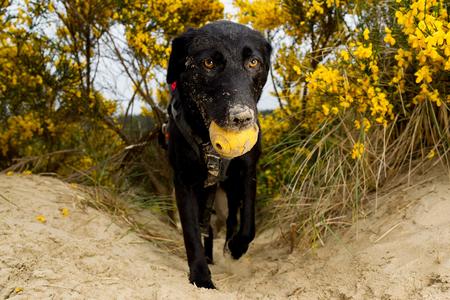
top-left (209, 121), bottom-right (259, 159)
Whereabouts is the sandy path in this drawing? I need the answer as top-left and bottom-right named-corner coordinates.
top-left (0, 169), bottom-right (449, 299)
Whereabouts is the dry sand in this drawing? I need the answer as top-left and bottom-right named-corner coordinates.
top-left (1, 168), bottom-right (450, 299)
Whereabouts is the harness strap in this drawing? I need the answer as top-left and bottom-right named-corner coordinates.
top-left (170, 97), bottom-right (202, 158)
top-left (168, 89), bottom-right (231, 235)
top-left (168, 89), bottom-right (230, 188)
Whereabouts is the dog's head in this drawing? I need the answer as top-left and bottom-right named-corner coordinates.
top-left (167, 21), bottom-right (271, 132)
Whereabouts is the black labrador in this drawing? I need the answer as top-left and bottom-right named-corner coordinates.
top-left (166, 20), bottom-right (271, 288)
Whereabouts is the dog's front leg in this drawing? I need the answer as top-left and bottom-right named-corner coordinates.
top-left (226, 162), bottom-right (257, 259)
top-left (174, 179), bottom-right (215, 289)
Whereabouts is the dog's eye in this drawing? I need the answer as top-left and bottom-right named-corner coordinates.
top-left (203, 58), bottom-right (215, 69)
top-left (247, 58), bottom-right (260, 69)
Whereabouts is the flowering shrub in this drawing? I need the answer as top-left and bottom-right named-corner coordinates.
top-left (238, 0), bottom-right (449, 197)
top-left (238, 0), bottom-right (449, 246)
top-left (0, 0), bottom-right (223, 195)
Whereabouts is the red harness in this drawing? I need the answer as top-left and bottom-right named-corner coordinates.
top-left (170, 81), bottom-right (177, 92)
top-left (163, 81), bottom-right (178, 144)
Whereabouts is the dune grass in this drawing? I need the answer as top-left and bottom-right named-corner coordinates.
top-left (268, 101), bottom-right (450, 249)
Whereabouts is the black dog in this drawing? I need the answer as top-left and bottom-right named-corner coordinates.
top-left (166, 21), bottom-right (271, 288)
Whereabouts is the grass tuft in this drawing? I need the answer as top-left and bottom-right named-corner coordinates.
top-left (269, 101), bottom-right (450, 249)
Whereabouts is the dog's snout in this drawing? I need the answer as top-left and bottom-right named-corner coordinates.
top-left (228, 105), bottom-right (255, 128)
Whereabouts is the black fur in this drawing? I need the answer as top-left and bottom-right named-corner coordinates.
top-left (166, 21), bottom-right (271, 289)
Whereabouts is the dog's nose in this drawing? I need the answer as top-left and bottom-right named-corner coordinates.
top-left (228, 105), bottom-right (255, 128)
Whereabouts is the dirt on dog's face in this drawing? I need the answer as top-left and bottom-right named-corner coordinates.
top-left (167, 21), bottom-right (272, 132)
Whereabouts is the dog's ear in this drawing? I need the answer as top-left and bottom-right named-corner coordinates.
top-left (166, 29), bottom-right (196, 84)
top-left (265, 42), bottom-right (272, 58)
top-left (264, 41), bottom-right (272, 69)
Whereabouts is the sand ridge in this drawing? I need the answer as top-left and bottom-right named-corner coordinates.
top-left (0, 169), bottom-right (449, 299)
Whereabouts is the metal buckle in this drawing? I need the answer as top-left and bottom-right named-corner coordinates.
top-left (203, 143), bottom-right (222, 187)
top-left (205, 153), bottom-right (221, 177)
top-left (203, 144), bottom-right (221, 177)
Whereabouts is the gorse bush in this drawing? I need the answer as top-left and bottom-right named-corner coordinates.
top-left (0, 0), bottom-right (222, 185)
top-left (237, 0), bottom-right (449, 247)
top-left (0, 0), bottom-right (223, 221)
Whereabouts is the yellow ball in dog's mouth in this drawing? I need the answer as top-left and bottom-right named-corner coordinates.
top-left (209, 121), bottom-right (259, 159)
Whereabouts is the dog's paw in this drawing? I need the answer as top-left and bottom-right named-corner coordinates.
top-left (189, 262), bottom-right (215, 289)
top-left (190, 277), bottom-right (216, 289)
top-left (189, 275), bottom-right (216, 289)
top-left (226, 236), bottom-right (250, 260)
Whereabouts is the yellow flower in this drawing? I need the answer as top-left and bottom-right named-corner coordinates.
top-left (340, 49), bottom-right (350, 61)
top-left (331, 107), bottom-right (339, 115)
top-left (445, 60), bottom-right (450, 71)
top-left (60, 207), bottom-right (70, 217)
top-left (427, 149), bottom-right (436, 159)
top-left (415, 66), bottom-right (432, 83)
top-left (395, 10), bottom-right (405, 24)
top-left (362, 118), bottom-right (371, 131)
top-left (363, 28), bottom-right (370, 40)
top-left (6, 171), bottom-right (14, 176)
top-left (22, 170), bottom-right (32, 176)
top-left (354, 118), bottom-right (371, 132)
top-left (351, 142), bottom-right (365, 160)
top-left (14, 287), bottom-right (23, 293)
top-left (326, 0), bottom-right (340, 7)
top-left (79, 156), bottom-right (94, 170)
top-left (384, 27), bottom-right (396, 45)
top-left (322, 104), bottom-right (330, 116)
top-left (293, 65), bottom-right (302, 75)
top-left (307, 0), bottom-right (324, 17)
top-left (36, 215), bottom-right (47, 223)
top-left (354, 43), bottom-right (373, 59)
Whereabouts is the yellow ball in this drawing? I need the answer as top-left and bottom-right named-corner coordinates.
top-left (209, 121), bottom-right (259, 159)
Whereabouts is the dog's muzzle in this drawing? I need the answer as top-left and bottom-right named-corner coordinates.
top-left (209, 105), bottom-right (258, 159)
top-left (228, 105), bottom-right (255, 129)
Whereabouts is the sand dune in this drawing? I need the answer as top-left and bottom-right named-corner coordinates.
top-left (1, 169), bottom-right (449, 299)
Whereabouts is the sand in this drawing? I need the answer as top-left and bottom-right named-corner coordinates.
top-left (0, 168), bottom-right (449, 299)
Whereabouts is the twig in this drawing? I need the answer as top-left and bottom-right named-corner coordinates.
top-left (289, 222), bottom-right (297, 253)
top-left (0, 193), bottom-right (19, 208)
top-left (216, 274), bottom-right (237, 283)
top-left (373, 222), bottom-right (403, 243)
